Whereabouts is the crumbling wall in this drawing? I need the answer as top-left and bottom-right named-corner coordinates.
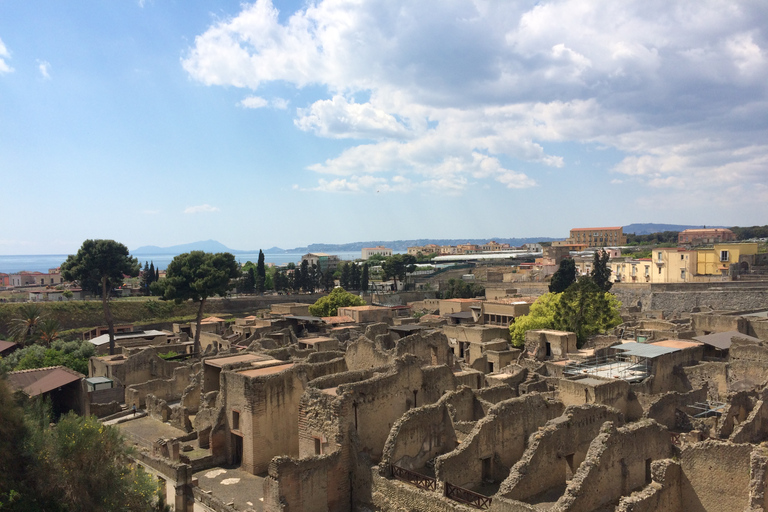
top-left (499, 405), bottom-right (623, 503)
top-left (682, 362), bottom-right (729, 400)
top-left (643, 387), bottom-right (708, 430)
top-left (730, 390), bottom-right (768, 444)
top-left (730, 340), bottom-right (768, 390)
top-left (394, 331), bottom-right (454, 368)
top-left (379, 401), bottom-right (457, 472)
top-left (125, 363), bottom-right (198, 408)
top-left (680, 440), bottom-right (752, 512)
top-left (344, 337), bottom-right (392, 371)
top-left (263, 452), bottom-right (344, 512)
top-left (614, 459), bottom-right (682, 512)
top-left (555, 420), bottom-right (672, 512)
top-left (715, 391), bottom-right (754, 439)
top-left (435, 394), bottom-right (564, 490)
top-left (558, 377), bottom-right (630, 416)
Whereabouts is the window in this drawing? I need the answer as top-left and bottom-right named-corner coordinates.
top-left (681, 255), bottom-right (684, 260)
top-left (314, 437), bottom-right (322, 455)
top-left (232, 410), bottom-right (240, 430)
top-left (657, 252), bottom-right (663, 261)
top-left (681, 269), bottom-right (686, 280)
top-left (720, 250), bottom-right (729, 262)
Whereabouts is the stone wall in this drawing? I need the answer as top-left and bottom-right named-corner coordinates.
top-left (642, 387), bottom-right (708, 430)
top-left (125, 363), bottom-right (199, 408)
top-left (499, 405), bottom-right (623, 503)
top-left (614, 459), bottom-right (682, 512)
top-left (681, 362), bottom-right (729, 400)
top-left (555, 420), bottom-right (672, 512)
top-left (435, 394), bottom-right (564, 490)
top-left (679, 440), bottom-right (753, 512)
top-left (263, 452), bottom-right (345, 512)
top-left (558, 377), bottom-right (630, 416)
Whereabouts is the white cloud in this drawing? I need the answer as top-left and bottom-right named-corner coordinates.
top-left (239, 96), bottom-right (268, 109)
top-left (0, 37), bottom-right (13, 74)
top-left (37, 60), bottom-right (51, 80)
top-left (183, 204), bottom-right (220, 214)
top-left (239, 95), bottom-right (289, 109)
top-left (183, 0), bottom-right (768, 198)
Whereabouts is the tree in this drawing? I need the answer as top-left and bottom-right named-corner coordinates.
top-left (256, 250), bottom-right (266, 293)
top-left (323, 269), bottom-right (335, 291)
top-left (340, 262), bottom-right (351, 289)
top-left (156, 251), bottom-right (240, 354)
top-left (554, 277), bottom-right (622, 347)
top-left (37, 319), bottom-right (61, 348)
top-left (381, 254), bottom-right (417, 291)
top-left (509, 293), bottom-right (562, 347)
top-left (60, 240), bottom-right (140, 356)
top-left (140, 262), bottom-right (151, 295)
top-left (299, 260), bottom-right (310, 292)
top-left (441, 278), bottom-right (485, 299)
top-left (308, 287), bottom-right (365, 317)
top-left (351, 263), bottom-right (361, 290)
top-left (549, 258), bottom-right (576, 293)
top-left (0, 380), bottom-right (160, 511)
top-left (590, 250), bottom-right (613, 292)
top-left (361, 263), bottom-right (370, 292)
top-left (9, 304), bottom-right (43, 345)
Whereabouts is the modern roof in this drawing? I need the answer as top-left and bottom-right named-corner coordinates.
top-left (284, 315), bottom-right (324, 323)
top-left (237, 362), bottom-right (294, 378)
top-left (650, 340), bottom-right (703, 350)
top-left (321, 315), bottom-right (355, 325)
top-left (204, 354), bottom-right (272, 368)
top-left (89, 329), bottom-right (168, 346)
top-left (338, 305), bottom-right (390, 311)
top-left (8, 366), bottom-right (84, 396)
top-left (0, 340), bottom-right (18, 353)
top-left (693, 331), bottom-right (762, 350)
top-left (612, 342), bottom-right (680, 358)
top-left (298, 336), bottom-right (336, 345)
top-left (85, 377), bottom-right (113, 385)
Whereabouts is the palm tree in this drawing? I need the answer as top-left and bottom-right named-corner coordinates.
top-left (38, 318), bottom-right (61, 347)
top-left (9, 304), bottom-right (43, 345)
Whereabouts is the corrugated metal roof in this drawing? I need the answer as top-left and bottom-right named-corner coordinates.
top-left (693, 330), bottom-right (762, 350)
top-left (612, 342), bottom-right (679, 358)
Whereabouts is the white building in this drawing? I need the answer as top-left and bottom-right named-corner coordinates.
top-left (361, 246), bottom-right (393, 260)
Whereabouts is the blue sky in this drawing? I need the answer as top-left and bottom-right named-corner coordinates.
top-left (1, 0), bottom-right (766, 255)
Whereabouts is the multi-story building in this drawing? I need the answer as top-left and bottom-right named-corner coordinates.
top-left (301, 253), bottom-right (340, 274)
top-left (567, 227), bottom-right (627, 247)
top-left (361, 246), bottom-right (392, 260)
top-left (678, 228), bottom-right (736, 246)
top-left (696, 243), bottom-right (758, 276)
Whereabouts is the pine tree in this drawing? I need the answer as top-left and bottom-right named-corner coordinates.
top-left (361, 263), bottom-right (369, 292)
top-left (141, 261), bottom-right (151, 295)
top-left (256, 250), bottom-right (266, 293)
top-left (340, 262), bottom-right (351, 289)
top-left (549, 258), bottom-right (576, 293)
top-left (149, 261), bottom-right (156, 285)
top-left (590, 250), bottom-right (613, 292)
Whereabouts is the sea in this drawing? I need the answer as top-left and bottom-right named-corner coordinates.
top-left (0, 251), bottom-right (365, 274)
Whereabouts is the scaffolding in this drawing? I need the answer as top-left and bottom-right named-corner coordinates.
top-left (688, 401), bottom-right (727, 418)
top-left (563, 353), bottom-right (651, 382)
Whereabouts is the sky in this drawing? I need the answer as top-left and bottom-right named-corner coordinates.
top-left (1, 0), bottom-right (767, 255)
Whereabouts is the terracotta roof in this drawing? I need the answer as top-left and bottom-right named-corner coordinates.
top-left (238, 362), bottom-right (294, 377)
top-left (201, 316), bottom-right (226, 323)
top-left (649, 340), bottom-right (703, 350)
top-left (7, 366), bottom-right (84, 396)
top-left (339, 305), bottom-right (389, 311)
top-left (204, 354), bottom-right (271, 368)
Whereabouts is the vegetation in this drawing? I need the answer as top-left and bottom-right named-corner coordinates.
top-left (510, 279), bottom-right (622, 348)
top-left (625, 231), bottom-right (679, 245)
top-left (61, 240), bottom-right (140, 355)
top-left (0, 339), bottom-right (95, 376)
top-left (730, 225), bottom-right (768, 240)
top-left (308, 287), bottom-right (365, 317)
top-left (8, 304), bottom-right (44, 346)
top-left (548, 259), bottom-right (576, 293)
top-left (154, 251), bottom-right (240, 354)
top-left (381, 254), bottom-right (417, 291)
top-left (440, 278), bottom-right (485, 299)
top-left (139, 261), bottom-right (159, 296)
top-left (590, 250), bottom-right (612, 292)
top-left (0, 380), bottom-right (162, 511)
top-left (256, 250), bottom-right (266, 293)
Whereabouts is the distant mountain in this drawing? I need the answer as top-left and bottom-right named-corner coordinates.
top-left (132, 239), bottom-right (236, 255)
top-left (284, 237), bottom-right (559, 253)
top-left (622, 223), bottom-right (726, 235)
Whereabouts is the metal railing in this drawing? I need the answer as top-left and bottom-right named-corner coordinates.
top-left (391, 464), bottom-right (437, 491)
top-left (445, 482), bottom-right (492, 509)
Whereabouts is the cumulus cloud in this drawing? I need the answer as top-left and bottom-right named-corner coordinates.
top-left (183, 0), bottom-right (768, 198)
top-left (37, 60), bottom-right (51, 79)
top-left (0, 37), bottom-right (13, 74)
top-left (183, 204), bottom-right (220, 214)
